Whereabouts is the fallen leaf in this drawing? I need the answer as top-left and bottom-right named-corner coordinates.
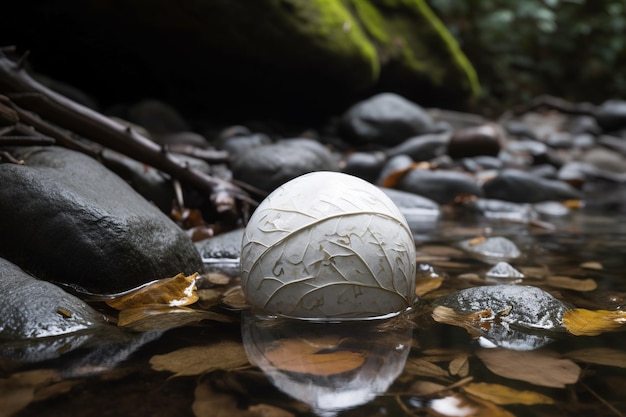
top-left (475, 348), bottom-right (580, 388)
top-left (150, 340), bottom-right (249, 377)
top-left (403, 357), bottom-right (450, 379)
top-left (106, 272), bottom-right (199, 310)
top-left (222, 286), bottom-right (250, 309)
top-left (0, 369), bottom-right (59, 417)
top-left (263, 337), bottom-right (365, 376)
top-left (432, 305), bottom-right (492, 335)
top-left (418, 245), bottom-right (466, 258)
top-left (192, 382), bottom-right (295, 417)
top-left (565, 347), bottom-right (626, 368)
top-left (248, 404), bottom-right (295, 417)
top-left (118, 305), bottom-right (233, 331)
top-left (410, 380), bottom-right (447, 396)
top-left (206, 272), bottom-right (231, 285)
top-left (415, 276), bottom-right (444, 297)
top-left (462, 382), bottom-right (554, 405)
top-left (580, 261), bottom-right (603, 270)
top-left (430, 394), bottom-right (515, 417)
top-left (449, 355), bottom-right (470, 377)
top-left (563, 308), bottom-right (626, 336)
top-left (546, 276), bottom-right (597, 292)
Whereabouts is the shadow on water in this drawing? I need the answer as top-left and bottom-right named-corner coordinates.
top-left (2, 205), bottom-right (626, 417)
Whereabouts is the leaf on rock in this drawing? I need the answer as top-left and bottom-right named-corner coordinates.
top-left (546, 276), bottom-right (597, 292)
top-left (563, 308), bottom-right (626, 336)
top-left (475, 348), bottom-right (580, 388)
top-left (462, 382), bottom-right (554, 405)
top-left (150, 340), bottom-right (249, 377)
top-left (565, 347), bottom-right (626, 368)
top-left (263, 337), bottom-right (365, 376)
top-left (118, 305), bottom-right (234, 331)
top-left (106, 272), bottom-right (199, 310)
top-left (432, 305), bottom-right (493, 336)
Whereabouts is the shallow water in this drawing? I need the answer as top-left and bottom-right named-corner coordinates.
top-left (2, 200), bottom-right (626, 417)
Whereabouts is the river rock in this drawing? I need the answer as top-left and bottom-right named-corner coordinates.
top-left (0, 257), bottom-right (105, 340)
top-left (482, 169), bottom-right (583, 203)
top-left (339, 93), bottom-right (435, 146)
top-left (395, 168), bottom-right (482, 204)
top-left (231, 139), bottom-right (336, 192)
top-left (447, 124), bottom-right (502, 159)
top-left (458, 236), bottom-right (521, 263)
top-left (196, 228), bottom-right (244, 262)
top-left (385, 133), bottom-right (449, 161)
top-left (342, 151), bottom-right (387, 183)
top-left (0, 146), bottom-right (204, 293)
top-left (593, 100), bottom-right (626, 131)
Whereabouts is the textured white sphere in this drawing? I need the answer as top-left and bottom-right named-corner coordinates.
top-left (241, 171), bottom-right (416, 320)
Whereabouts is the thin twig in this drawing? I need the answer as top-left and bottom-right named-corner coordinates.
top-left (581, 381), bottom-right (624, 417)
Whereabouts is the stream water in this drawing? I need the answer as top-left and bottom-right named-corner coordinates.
top-left (2, 192), bottom-right (626, 417)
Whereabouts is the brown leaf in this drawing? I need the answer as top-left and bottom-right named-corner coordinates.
top-left (0, 370), bottom-right (59, 417)
top-left (118, 305), bottom-right (233, 331)
top-left (415, 276), bottom-right (444, 297)
top-left (248, 404), bottom-right (295, 417)
top-left (150, 340), bottom-right (249, 377)
top-left (410, 381), bottom-right (447, 397)
top-left (404, 357), bottom-right (450, 379)
top-left (565, 347), bottom-right (626, 368)
top-left (222, 286), bottom-right (250, 309)
top-left (432, 305), bottom-right (492, 335)
top-left (580, 261), bottom-right (603, 270)
top-left (449, 355), bottom-right (470, 377)
top-left (563, 308), bottom-right (626, 336)
top-left (546, 275), bottom-right (597, 292)
top-left (263, 337), bottom-right (365, 376)
top-left (106, 272), bottom-right (199, 310)
top-left (475, 348), bottom-right (580, 388)
top-left (462, 382), bottom-right (554, 405)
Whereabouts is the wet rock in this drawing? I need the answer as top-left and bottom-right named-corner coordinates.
top-left (482, 169), bottom-right (583, 203)
top-left (464, 198), bottom-right (535, 222)
top-left (461, 156), bottom-right (502, 172)
top-left (459, 236), bottom-right (521, 263)
top-left (566, 115), bottom-right (601, 135)
top-left (533, 201), bottom-right (570, 217)
top-left (218, 132), bottom-right (272, 155)
top-left (581, 147), bottom-right (626, 173)
top-left (593, 100), bottom-right (626, 131)
top-left (385, 133), bottom-right (449, 161)
top-left (377, 154), bottom-right (414, 185)
top-left (379, 187), bottom-right (440, 219)
top-left (339, 93), bottom-right (435, 146)
top-left (195, 228), bottom-right (244, 262)
top-left (231, 139), bottom-right (336, 192)
top-left (598, 135), bottom-right (626, 156)
top-left (0, 147), bottom-right (203, 293)
top-left (126, 99), bottom-right (189, 136)
top-left (0, 257), bottom-right (105, 340)
top-left (342, 151), bottom-right (387, 183)
top-left (504, 120), bottom-right (537, 139)
top-left (545, 131), bottom-right (574, 149)
top-left (486, 262), bottom-right (524, 280)
top-left (395, 168), bottom-right (482, 204)
top-left (558, 161), bottom-right (626, 184)
top-left (158, 131), bottom-right (209, 147)
top-left (447, 124), bottom-right (502, 159)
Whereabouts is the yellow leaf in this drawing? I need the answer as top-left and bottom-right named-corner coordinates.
top-left (565, 347), bottom-right (626, 368)
top-left (546, 276), bottom-right (597, 292)
top-left (263, 337), bottom-right (365, 376)
top-left (449, 355), bottom-right (470, 377)
top-left (117, 305), bottom-right (233, 331)
top-left (150, 340), bottom-right (249, 377)
top-left (563, 308), bottom-right (626, 336)
top-left (415, 276), bottom-right (444, 297)
top-left (462, 382), bottom-right (554, 405)
top-left (580, 261), bottom-right (603, 270)
top-left (106, 272), bottom-right (199, 310)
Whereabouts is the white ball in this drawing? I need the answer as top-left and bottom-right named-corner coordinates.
top-left (241, 171), bottom-right (416, 320)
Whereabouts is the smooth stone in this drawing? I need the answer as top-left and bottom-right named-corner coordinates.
top-left (598, 135), bottom-right (626, 156)
top-left (385, 133), bottom-right (449, 161)
top-left (231, 139), bottom-right (336, 192)
top-left (486, 262), bottom-right (524, 279)
top-left (0, 147), bottom-right (203, 293)
top-left (504, 120), bottom-right (537, 139)
top-left (195, 228), bottom-right (244, 262)
top-left (594, 100), bottom-right (626, 131)
top-left (464, 198), bottom-right (535, 222)
top-left (377, 154), bottom-right (414, 185)
top-left (126, 99), bottom-right (190, 135)
top-left (581, 147), bottom-right (626, 173)
top-left (395, 168), bottom-right (482, 204)
top-left (447, 124), bottom-right (502, 159)
top-left (483, 169), bottom-right (583, 203)
top-left (339, 93), bottom-right (434, 146)
top-left (342, 151), bottom-right (387, 183)
top-left (461, 156), bottom-right (503, 172)
top-left (0, 257), bottom-right (105, 340)
top-left (379, 187), bottom-right (441, 219)
top-left (218, 132), bottom-right (272, 155)
top-left (566, 115), bottom-right (601, 135)
top-left (458, 236), bottom-right (521, 263)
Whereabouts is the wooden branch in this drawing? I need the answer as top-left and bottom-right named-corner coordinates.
top-left (0, 50), bottom-right (253, 212)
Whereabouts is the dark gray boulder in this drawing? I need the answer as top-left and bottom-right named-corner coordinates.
top-left (396, 168), bottom-right (482, 204)
top-left (483, 169), bottom-right (583, 203)
top-left (0, 146), bottom-right (203, 293)
top-left (0, 257), bottom-right (104, 340)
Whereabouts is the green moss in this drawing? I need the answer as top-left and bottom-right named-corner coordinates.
top-left (345, 0), bottom-right (480, 101)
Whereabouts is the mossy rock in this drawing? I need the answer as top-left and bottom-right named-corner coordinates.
top-left (2, 0), bottom-right (478, 119)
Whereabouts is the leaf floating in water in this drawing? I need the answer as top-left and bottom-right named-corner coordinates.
top-left (580, 261), bottom-right (603, 270)
top-left (403, 357), bottom-right (450, 380)
top-left (475, 348), bottom-right (580, 388)
top-left (564, 347), bottom-right (626, 368)
top-left (263, 337), bottom-right (366, 376)
top-left (462, 382), bottom-right (554, 405)
top-left (432, 305), bottom-right (495, 336)
top-left (546, 275), bottom-right (597, 292)
top-left (222, 286), bottom-right (250, 309)
top-left (117, 305), bottom-right (234, 331)
top-left (563, 308), bottom-right (626, 336)
top-left (415, 276), bottom-right (444, 297)
top-left (106, 272), bottom-right (199, 310)
top-left (150, 340), bottom-right (249, 377)
top-left (192, 382), bottom-right (295, 417)
top-left (449, 355), bottom-right (470, 377)
top-left (0, 370), bottom-right (60, 417)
